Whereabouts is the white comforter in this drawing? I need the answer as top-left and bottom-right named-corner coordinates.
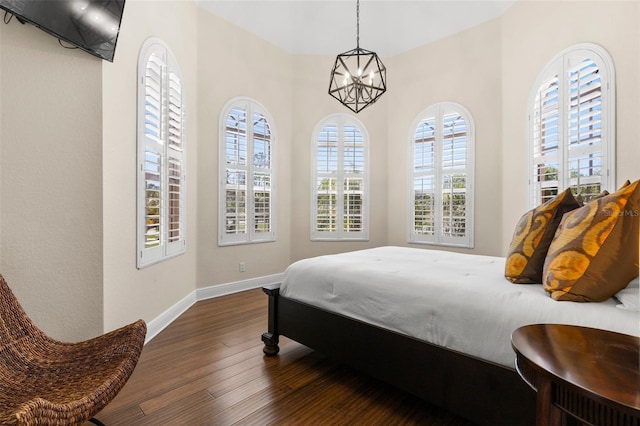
top-left (280, 246), bottom-right (640, 368)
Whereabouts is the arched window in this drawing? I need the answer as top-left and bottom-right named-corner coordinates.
top-left (529, 43), bottom-right (615, 207)
top-left (219, 98), bottom-right (276, 246)
top-left (311, 114), bottom-right (369, 241)
top-left (137, 38), bottom-right (186, 268)
top-left (409, 102), bottom-right (474, 248)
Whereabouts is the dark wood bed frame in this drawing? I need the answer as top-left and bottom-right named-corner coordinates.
top-left (261, 284), bottom-right (537, 426)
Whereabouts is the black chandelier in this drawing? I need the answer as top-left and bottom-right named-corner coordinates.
top-left (328, 0), bottom-right (387, 113)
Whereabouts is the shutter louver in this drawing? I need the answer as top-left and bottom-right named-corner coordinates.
top-left (219, 100), bottom-right (276, 245)
top-left (441, 112), bottom-right (468, 239)
top-left (567, 58), bottom-right (603, 201)
top-left (531, 76), bottom-right (560, 205)
top-left (143, 53), bottom-right (164, 249)
top-left (253, 113), bottom-right (271, 234)
top-left (343, 125), bottom-right (364, 233)
top-left (413, 117), bottom-right (436, 237)
top-left (529, 44), bottom-right (614, 210)
top-left (410, 103), bottom-right (473, 248)
top-left (137, 39), bottom-right (187, 268)
top-left (316, 124), bottom-right (338, 234)
top-left (312, 116), bottom-right (368, 241)
top-left (224, 107), bottom-right (248, 236)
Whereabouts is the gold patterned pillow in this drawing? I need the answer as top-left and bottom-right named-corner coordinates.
top-left (505, 189), bottom-right (581, 283)
top-left (543, 180), bottom-right (640, 302)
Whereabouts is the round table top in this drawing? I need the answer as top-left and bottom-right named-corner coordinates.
top-left (512, 323), bottom-right (640, 412)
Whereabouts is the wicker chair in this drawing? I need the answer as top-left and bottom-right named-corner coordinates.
top-left (0, 274), bottom-right (146, 425)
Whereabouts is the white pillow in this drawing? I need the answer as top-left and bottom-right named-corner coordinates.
top-left (615, 276), bottom-right (639, 311)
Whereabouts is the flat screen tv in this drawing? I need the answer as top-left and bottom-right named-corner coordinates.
top-left (0, 0), bottom-right (125, 62)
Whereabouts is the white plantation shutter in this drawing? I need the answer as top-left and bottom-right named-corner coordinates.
top-left (412, 117), bottom-right (437, 237)
top-left (531, 75), bottom-right (560, 204)
top-left (409, 103), bottom-right (474, 248)
top-left (137, 38), bottom-right (186, 268)
top-left (219, 98), bottom-right (276, 246)
top-left (143, 54), bottom-right (163, 250)
top-left (311, 115), bottom-right (369, 241)
top-left (315, 124), bottom-right (339, 234)
top-left (529, 43), bottom-right (615, 207)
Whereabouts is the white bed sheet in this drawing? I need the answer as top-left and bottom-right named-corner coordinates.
top-left (280, 246), bottom-right (640, 368)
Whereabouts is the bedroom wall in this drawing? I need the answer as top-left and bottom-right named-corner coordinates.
top-left (500, 0), bottom-right (640, 253)
top-left (0, 20), bottom-right (104, 340)
top-left (288, 54), bottom-right (389, 263)
top-left (195, 11), bottom-right (294, 287)
top-left (101, 0), bottom-right (199, 332)
top-left (385, 17), bottom-right (504, 256)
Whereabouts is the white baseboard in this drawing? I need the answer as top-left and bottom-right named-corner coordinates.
top-left (145, 290), bottom-right (197, 343)
top-left (145, 273), bottom-right (283, 343)
top-left (195, 273), bottom-right (283, 301)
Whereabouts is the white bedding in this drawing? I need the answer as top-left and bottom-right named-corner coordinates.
top-left (280, 246), bottom-right (640, 368)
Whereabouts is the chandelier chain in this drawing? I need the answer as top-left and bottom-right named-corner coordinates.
top-left (356, 0), bottom-right (360, 49)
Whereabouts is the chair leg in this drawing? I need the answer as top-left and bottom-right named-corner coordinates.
top-left (89, 418), bottom-right (106, 426)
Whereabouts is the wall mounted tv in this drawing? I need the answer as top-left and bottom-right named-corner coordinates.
top-left (0, 0), bottom-right (125, 62)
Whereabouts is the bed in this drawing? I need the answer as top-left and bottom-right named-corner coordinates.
top-left (261, 246), bottom-right (639, 426)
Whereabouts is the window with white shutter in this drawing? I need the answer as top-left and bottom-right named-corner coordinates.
top-left (311, 114), bottom-right (369, 241)
top-left (219, 98), bottom-right (276, 246)
top-left (529, 43), bottom-right (615, 207)
top-left (409, 102), bottom-right (474, 248)
top-left (137, 38), bottom-right (186, 268)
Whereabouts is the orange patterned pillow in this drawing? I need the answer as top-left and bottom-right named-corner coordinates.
top-left (505, 189), bottom-right (581, 283)
top-left (543, 180), bottom-right (640, 302)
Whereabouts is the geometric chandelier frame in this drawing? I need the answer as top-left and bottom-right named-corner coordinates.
top-left (328, 0), bottom-right (387, 113)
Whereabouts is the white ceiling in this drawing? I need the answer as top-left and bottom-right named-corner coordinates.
top-left (196, 0), bottom-right (516, 57)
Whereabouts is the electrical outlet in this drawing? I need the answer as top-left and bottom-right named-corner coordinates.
top-left (239, 262), bottom-right (246, 272)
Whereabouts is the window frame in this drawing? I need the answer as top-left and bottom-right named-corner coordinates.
top-left (311, 114), bottom-right (370, 241)
top-left (527, 43), bottom-right (616, 208)
top-left (136, 37), bottom-right (187, 269)
top-left (408, 102), bottom-right (475, 248)
top-left (218, 97), bottom-right (277, 246)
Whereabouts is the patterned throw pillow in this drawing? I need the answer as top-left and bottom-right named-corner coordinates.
top-left (543, 180), bottom-right (640, 302)
top-left (505, 189), bottom-right (581, 283)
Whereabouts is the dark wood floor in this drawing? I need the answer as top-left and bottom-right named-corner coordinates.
top-left (91, 288), bottom-right (476, 426)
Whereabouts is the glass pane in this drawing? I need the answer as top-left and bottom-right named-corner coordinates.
top-left (568, 58), bottom-right (602, 151)
top-left (532, 77), bottom-right (560, 158)
top-left (317, 124), bottom-right (338, 174)
top-left (225, 169), bottom-right (247, 234)
top-left (144, 146), bottom-right (162, 248)
top-left (226, 106), bottom-right (247, 166)
top-left (253, 112), bottom-right (271, 169)
top-left (413, 176), bottom-right (435, 236)
top-left (343, 177), bottom-right (363, 232)
top-left (167, 158), bottom-right (181, 242)
top-left (316, 177), bottom-right (337, 232)
top-left (253, 172), bottom-right (271, 233)
top-left (343, 125), bottom-right (364, 174)
top-left (414, 117), bottom-right (436, 172)
top-left (442, 173), bottom-right (466, 238)
top-left (442, 113), bottom-right (467, 170)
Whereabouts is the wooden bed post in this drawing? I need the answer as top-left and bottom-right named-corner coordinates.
top-left (261, 284), bottom-right (280, 356)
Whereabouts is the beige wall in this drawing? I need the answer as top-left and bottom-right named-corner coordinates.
top-left (386, 17), bottom-right (504, 256)
top-left (101, 0), bottom-right (199, 332)
top-left (288, 54), bottom-right (389, 262)
top-left (195, 12), bottom-right (294, 286)
top-left (501, 0), bottom-right (640, 252)
top-left (0, 20), bottom-right (103, 340)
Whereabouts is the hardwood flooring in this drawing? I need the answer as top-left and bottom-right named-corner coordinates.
top-left (91, 289), bottom-right (476, 426)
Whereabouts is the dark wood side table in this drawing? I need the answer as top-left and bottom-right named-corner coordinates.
top-left (512, 324), bottom-right (640, 426)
